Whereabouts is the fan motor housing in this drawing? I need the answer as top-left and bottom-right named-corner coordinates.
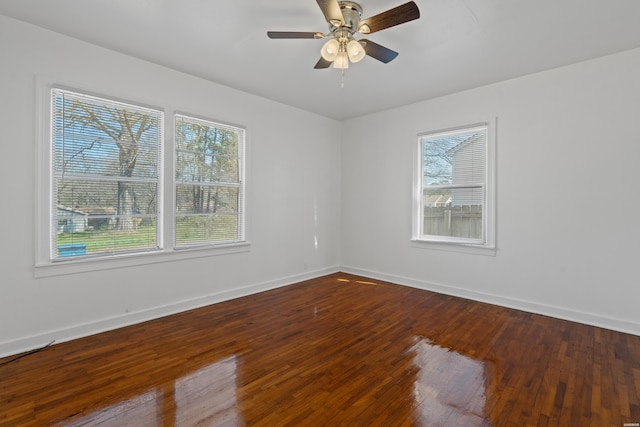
top-left (330, 1), bottom-right (362, 34)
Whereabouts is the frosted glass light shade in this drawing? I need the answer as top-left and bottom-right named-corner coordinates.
top-left (346, 40), bottom-right (365, 63)
top-left (320, 39), bottom-right (340, 61)
top-left (333, 51), bottom-right (349, 69)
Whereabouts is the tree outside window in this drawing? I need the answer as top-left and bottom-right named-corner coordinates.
top-left (52, 89), bottom-right (162, 259)
top-left (174, 115), bottom-right (245, 248)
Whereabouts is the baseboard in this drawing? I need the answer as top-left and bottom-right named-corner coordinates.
top-left (5, 264), bottom-right (636, 358)
top-left (340, 266), bottom-right (640, 337)
top-left (0, 266), bottom-right (340, 358)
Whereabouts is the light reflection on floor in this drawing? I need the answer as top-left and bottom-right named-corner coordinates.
top-left (59, 388), bottom-right (161, 426)
top-left (410, 337), bottom-right (488, 426)
top-left (174, 355), bottom-right (241, 425)
top-left (61, 355), bottom-right (241, 426)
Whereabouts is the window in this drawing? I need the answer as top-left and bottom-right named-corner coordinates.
top-left (51, 88), bottom-right (163, 260)
top-left (174, 114), bottom-right (245, 248)
top-left (41, 87), bottom-right (248, 270)
top-left (413, 122), bottom-right (495, 251)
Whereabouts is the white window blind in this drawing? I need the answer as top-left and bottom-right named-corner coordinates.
top-left (174, 114), bottom-right (245, 248)
top-left (419, 124), bottom-right (487, 244)
top-left (51, 89), bottom-right (163, 260)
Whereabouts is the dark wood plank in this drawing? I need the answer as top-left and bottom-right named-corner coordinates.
top-left (1, 273), bottom-right (639, 426)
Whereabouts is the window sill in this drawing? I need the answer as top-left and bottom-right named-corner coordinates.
top-left (34, 242), bottom-right (251, 278)
top-left (411, 239), bottom-right (496, 256)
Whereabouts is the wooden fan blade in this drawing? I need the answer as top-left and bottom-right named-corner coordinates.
top-left (360, 39), bottom-right (399, 63)
top-left (358, 1), bottom-right (420, 34)
top-left (314, 57), bottom-right (333, 69)
top-left (267, 31), bottom-right (321, 39)
top-left (316, 0), bottom-right (344, 26)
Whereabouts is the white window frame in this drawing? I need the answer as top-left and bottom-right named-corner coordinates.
top-left (49, 88), bottom-right (165, 260)
top-left (35, 80), bottom-right (250, 278)
top-left (412, 120), bottom-right (496, 256)
top-left (174, 113), bottom-right (246, 249)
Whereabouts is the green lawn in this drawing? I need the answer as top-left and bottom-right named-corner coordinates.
top-left (175, 215), bottom-right (238, 246)
top-left (57, 225), bottom-right (158, 254)
top-left (57, 216), bottom-right (238, 256)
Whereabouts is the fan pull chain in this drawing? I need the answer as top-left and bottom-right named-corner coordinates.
top-left (341, 69), bottom-right (345, 89)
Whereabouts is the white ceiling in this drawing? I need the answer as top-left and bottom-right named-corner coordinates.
top-left (2, 0), bottom-right (640, 120)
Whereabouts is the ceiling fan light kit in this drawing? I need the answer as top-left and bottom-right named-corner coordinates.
top-left (320, 38), bottom-right (340, 61)
top-left (267, 0), bottom-right (420, 72)
top-left (346, 39), bottom-right (365, 63)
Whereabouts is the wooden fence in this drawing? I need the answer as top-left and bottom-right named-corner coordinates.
top-left (423, 205), bottom-right (482, 239)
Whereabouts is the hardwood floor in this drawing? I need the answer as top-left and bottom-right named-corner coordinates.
top-left (1, 273), bottom-right (639, 426)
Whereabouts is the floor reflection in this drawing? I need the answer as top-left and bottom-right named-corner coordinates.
top-left (174, 355), bottom-right (241, 425)
top-left (410, 337), bottom-right (489, 426)
top-left (60, 355), bottom-right (242, 426)
top-left (60, 389), bottom-right (161, 426)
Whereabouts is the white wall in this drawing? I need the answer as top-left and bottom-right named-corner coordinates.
top-left (0, 16), bottom-right (342, 356)
top-left (341, 47), bottom-right (640, 335)
top-left (2, 15), bottom-right (639, 358)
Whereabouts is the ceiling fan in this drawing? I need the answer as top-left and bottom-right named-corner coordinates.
top-left (267, 0), bottom-right (420, 69)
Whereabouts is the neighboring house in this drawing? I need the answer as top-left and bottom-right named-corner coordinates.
top-left (56, 205), bottom-right (88, 233)
top-left (84, 207), bottom-right (117, 231)
top-left (448, 132), bottom-right (485, 207)
top-left (423, 193), bottom-right (452, 207)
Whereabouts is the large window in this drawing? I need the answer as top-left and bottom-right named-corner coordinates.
top-left (174, 115), bottom-right (245, 248)
top-left (51, 89), bottom-right (163, 260)
top-left (414, 122), bottom-right (495, 250)
top-left (43, 88), bottom-right (247, 268)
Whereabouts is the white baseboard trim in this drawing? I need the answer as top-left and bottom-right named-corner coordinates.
top-left (0, 266), bottom-right (340, 358)
top-left (341, 266), bottom-right (640, 337)
top-left (4, 264), bottom-right (637, 358)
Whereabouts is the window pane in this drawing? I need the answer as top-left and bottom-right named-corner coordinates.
top-left (175, 114), bottom-right (244, 247)
top-left (423, 188), bottom-right (483, 239)
top-left (422, 128), bottom-right (485, 187)
top-left (52, 89), bottom-right (162, 260)
top-left (420, 125), bottom-right (487, 243)
top-left (175, 116), bottom-right (239, 184)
